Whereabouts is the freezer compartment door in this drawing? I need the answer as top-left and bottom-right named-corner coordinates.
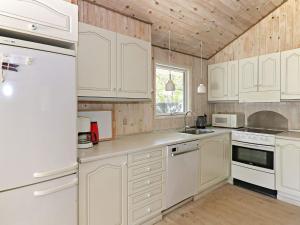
top-left (0, 44), bottom-right (77, 191)
top-left (0, 174), bottom-right (77, 225)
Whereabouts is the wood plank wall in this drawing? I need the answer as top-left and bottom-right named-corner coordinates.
top-left (76, 0), bottom-right (210, 136)
top-left (209, 0), bottom-right (300, 130)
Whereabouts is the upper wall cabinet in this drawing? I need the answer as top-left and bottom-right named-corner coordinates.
top-left (77, 23), bottom-right (152, 100)
top-left (0, 0), bottom-right (78, 43)
top-left (281, 48), bottom-right (300, 100)
top-left (208, 60), bottom-right (238, 102)
top-left (77, 23), bottom-right (117, 98)
top-left (117, 34), bottom-right (152, 99)
top-left (239, 53), bottom-right (280, 102)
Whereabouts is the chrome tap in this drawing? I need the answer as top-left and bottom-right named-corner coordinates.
top-left (184, 111), bottom-right (193, 132)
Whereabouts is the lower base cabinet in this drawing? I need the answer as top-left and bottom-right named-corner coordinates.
top-left (79, 156), bottom-right (128, 225)
top-left (198, 134), bottom-right (231, 192)
top-left (276, 138), bottom-right (300, 206)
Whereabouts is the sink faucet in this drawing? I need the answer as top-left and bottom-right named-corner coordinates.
top-left (184, 111), bottom-right (193, 132)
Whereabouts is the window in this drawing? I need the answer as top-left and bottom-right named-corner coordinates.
top-left (155, 64), bottom-right (188, 116)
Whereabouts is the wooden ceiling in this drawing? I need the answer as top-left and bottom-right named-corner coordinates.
top-left (90, 0), bottom-right (286, 59)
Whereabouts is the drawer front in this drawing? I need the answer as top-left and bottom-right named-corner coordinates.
top-left (129, 185), bottom-right (164, 207)
top-left (129, 198), bottom-right (163, 225)
top-left (128, 173), bottom-right (164, 195)
top-left (0, 0), bottom-right (78, 42)
top-left (128, 148), bottom-right (164, 167)
top-left (128, 160), bottom-right (165, 181)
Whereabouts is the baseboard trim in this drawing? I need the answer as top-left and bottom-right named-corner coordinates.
top-left (278, 192), bottom-right (300, 207)
top-left (194, 180), bottom-right (229, 201)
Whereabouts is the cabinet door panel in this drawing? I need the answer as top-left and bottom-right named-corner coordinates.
top-left (227, 60), bottom-right (239, 100)
top-left (281, 48), bottom-right (300, 99)
top-left (276, 140), bottom-right (300, 197)
top-left (259, 53), bottom-right (280, 92)
top-left (79, 156), bottom-right (127, 225)
top-left (117, 34), bottom-right (151, 99)
top-left (77, 23), bottom-right (117, 97)
top-left (239, 57), bottom-right (258, 93)
top-left (208, 62), bottom-right (228, 101)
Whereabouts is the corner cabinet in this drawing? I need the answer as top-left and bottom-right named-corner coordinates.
top-left (281, 48), bottom-right (300, 100)
top-left (0, 0), bottom-right (78, 43)
top-left (208, 60), bottom-right (238, 102)
top-left (276, 138), bottom-right (300, 206)
top-left (77, 23), bottom-right (152, 100)
top-left (198, 134), bottom-right (230, 192)
top-left (79, 156), bottom-right (128, 225)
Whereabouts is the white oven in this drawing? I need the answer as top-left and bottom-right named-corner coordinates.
top-left (212, 113), bottom-right (245, 128)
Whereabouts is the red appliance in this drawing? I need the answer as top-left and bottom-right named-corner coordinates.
top-left (90, 122), bottom-right (99, 145)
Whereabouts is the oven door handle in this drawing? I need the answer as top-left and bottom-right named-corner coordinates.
top-left (232, 141), bottom-right (274, 152)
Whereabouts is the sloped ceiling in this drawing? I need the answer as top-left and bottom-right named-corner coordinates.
top-left (91, 0), bottom-right (286, 59)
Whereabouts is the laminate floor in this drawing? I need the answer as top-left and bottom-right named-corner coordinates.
top-left (155, 184), bottom-right (300, 225)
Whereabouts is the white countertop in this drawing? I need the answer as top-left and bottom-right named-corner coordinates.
top-left (78, 128), bottom-right (231, 163)
top-left (276, 131), bottom-right (300, 141)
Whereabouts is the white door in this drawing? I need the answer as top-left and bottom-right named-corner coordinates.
top-left (0, 0), bottom-right (78, 42)
top-left (208, 62), bottom-right (228, 101)
top-left (276, 139), bottom-right (300, 198)
top-left (258, 52), bottom-right (280, 92)
top-left (281, 48), bottom-right (300, 100)
top-left (117, 33), bottom-right (151, 99)
top-left (79, 156), bottom-right (127, 225)
top-left (0, 174), bottom-right (77, 225)
top-left (0, 44), bottom-right (77, 192)
top-left (77, 23), bottom-right (117, 98)
top-left (239, 56), bottom-right (258, 93)
top-left (227, 60), bottom-right (239, 100)
top-left (198, 134), bottom-right (230, 192)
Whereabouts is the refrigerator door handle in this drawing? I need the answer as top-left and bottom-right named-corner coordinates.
top-left (33, 178), bottom-right (78, 197)
top-left (33, 163), bottom-right (78, 179)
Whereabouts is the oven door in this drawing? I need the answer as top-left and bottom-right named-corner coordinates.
top-left (232, 141), bottom-right (274, 170)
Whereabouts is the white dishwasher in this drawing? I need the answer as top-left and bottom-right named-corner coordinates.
top-left (166, 140), bottom-right (199, 209)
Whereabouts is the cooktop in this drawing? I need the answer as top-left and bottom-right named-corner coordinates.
top-left (237, 128), bottom-right (284, 135)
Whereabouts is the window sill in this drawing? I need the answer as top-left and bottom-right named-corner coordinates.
top-left (155, 113), bottom-right (192, 120)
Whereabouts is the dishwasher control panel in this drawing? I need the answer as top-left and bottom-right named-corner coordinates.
top-left (167, 140), bottom-right (199, 155)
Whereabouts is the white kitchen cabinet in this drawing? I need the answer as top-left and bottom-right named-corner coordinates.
top-left (79, 156), bottom-right (128, 225)
top-left (276, 138), bottom-right (300, 206)
top-left (77, 23), bottom-right (152, 100)
top-left (281, 48), bottom-right (300, 100)
top-left (117, 33), bottom-right (152, 99)
top-left (227, 60), bottom-right (239, 100)
top-left (77, 23), bottom-right (117, 98)
top-left (198, 134), bottom-right (230, 192)
top-left (208, 62), bottom-right (228, 101)
top-left (239, 56), bottom-right (258, 94)
top-left (239, 54), bottom-right (280, 102)
top-left (0, 0), bottom-right (78, 43)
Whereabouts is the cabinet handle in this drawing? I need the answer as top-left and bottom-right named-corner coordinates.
top-left (146, 193), bottom-right (151, 198)
top-left (146, 167), bottom-right (151, 172)
top-left (147, 208), bottom-right (151, 213)
top-left (146, 154), bottom-right (151, 158)
top-left (29, 24), bottom-right (38, 31)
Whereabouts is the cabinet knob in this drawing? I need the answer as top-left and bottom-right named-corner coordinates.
top-left (147, 208), bottom-right (151, 213)
top-left (146, 154), bottom-right (151, 158)
top-left (146, 180), bottom-right (151, 185)
top-left (146, 193), bottom-right (151, 198)
top-left (146, 167), bottom-right (151, 172)
top-left (29, 24), bottom-right (38, 31)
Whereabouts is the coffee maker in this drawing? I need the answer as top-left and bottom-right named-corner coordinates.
top-left (77, 117), bottom-right (93, 149)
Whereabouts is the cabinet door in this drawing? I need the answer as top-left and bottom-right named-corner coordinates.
top-left (281, 48), bottom-right (300, 100)
top-left (198, 134), bottom-right (230, 192)
top-left (117, 34), bottom-right (151, 99)
top-left (276, 140), bottom-right (300, 198)
top-left (227, 60), bottom-right (239, 100)
top-left (79, 156), bottom-right (127, 225)
top-left (208, 62), bottom-right (228, 101)
top-left (0, 0), bottom-right (78, 42)
top-left (77, 23), bottom-right (117, 98)
top-left (259, 52), bottom-right (280, 92)
top-left (239, 56), bottom-right (258, 93)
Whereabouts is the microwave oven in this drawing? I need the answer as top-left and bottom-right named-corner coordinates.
top-left (212, 113), bottom-right (245, 128)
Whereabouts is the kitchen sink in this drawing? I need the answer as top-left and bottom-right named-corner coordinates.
top-left (180, 129), bottom-right (215, 135)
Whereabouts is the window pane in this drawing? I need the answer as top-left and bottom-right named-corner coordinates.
top-left (155, 65), bottom-right (186, 115)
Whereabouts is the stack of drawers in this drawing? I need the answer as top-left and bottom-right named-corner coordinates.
top-left (127, 147), bottom-right (166, 225)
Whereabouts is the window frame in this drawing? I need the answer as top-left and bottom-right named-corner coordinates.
top-left (155, 63), bottom-right (189, 117)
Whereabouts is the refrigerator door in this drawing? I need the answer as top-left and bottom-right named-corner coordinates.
top-left (0, 174), bottom-right (77, 225)
top-left (0, 44), bottom-right (77, 191)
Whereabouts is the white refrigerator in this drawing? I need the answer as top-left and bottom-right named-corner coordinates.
top-left (0, 37), bottom-right (77, 225)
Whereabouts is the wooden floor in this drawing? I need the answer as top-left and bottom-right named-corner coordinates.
top-left (156, 184), bottom-right (300, 225)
